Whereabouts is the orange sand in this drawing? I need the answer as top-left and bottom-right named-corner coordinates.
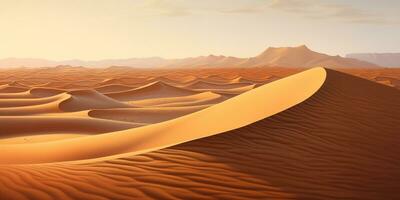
top-left (0, 66), bottom-right (399, 199)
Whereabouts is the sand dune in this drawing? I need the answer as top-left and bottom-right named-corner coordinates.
top-left (374, 76), bottom-right (400, 89)
top-left (0, 67), bottom-right (326, 163)
top-left (88, 105), bottom-right (208, 124)
top-left (0, 116), bottom-right (138, 139)
top-left (94, 84), bottom-right (135, 93)
top-left (0, 84), bottom-right (28, 93)
top-left (0, 66), bottom-right (399, 199)
top-left (0, 94), bottom-right (68, 115)
top-left (0, 88), bottom-right (65, 100)
top-left (336, 68), bottom-right (400, 89)
top-left (0, 91), bottom-right (34, 99)
top-left (105, 81), bottom-right (199, 101)
top-left (186, 82), bottom-right (256, 94)
top-left (158, 74), bottom-right (198, 85)
top-left (0, 89), bottom-right (132, 115)
top-left (0, 93), bottom-right (64, 107)
top-left (0, 134), bottom-right (87, 144)
top-left (59, 90), bottom-right (132, 112)
top-left (29, 87), bottom-right (66, 97)
top-left (199, 74), bottom-right (233, 83)
top-left (185, 80), bottom-right (254, 90)
top-left (97, 77), bottom-right (150, 86)
top-left (229, 76), bottom-right (270, 84)
top-left (6, 81), bottom-right (29, 88)
top-left (129, 91), bottom-right (227, 107)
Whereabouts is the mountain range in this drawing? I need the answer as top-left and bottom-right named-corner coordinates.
top-left (347, 53), bottom-right (400, 67)
top-left (0, 45), bottom-right (379, 68)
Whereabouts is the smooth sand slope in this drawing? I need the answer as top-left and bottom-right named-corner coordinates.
top-left (59, 90), bottom-right (131, 112)
top-left (0, 67), bottom-right (399, 199)
top-left (0, 116), bottom-right (138, 139)
top-left (129, 91), bottom-right (227, 107)
top-left (0, 67), bottom-right (326, 164)
top-left (88, 105), bottom-right (209, 124)
top-left (105, 81), bottom-right (199, 101)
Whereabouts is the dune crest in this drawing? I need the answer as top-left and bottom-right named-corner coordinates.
top-left (0, 66), bottom-right (399, 199)
top-left (59, 90), bottom-right (131, 112)
top-left (129, 91), bottom-right (226, 107)
top-left (0, 67), bottom-right (326, 164)
top-left (105, 81), bottom-right (199, 101)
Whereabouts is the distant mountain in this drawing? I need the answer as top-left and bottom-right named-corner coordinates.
top-left (347, 53), bottom-right (400, 67)
top-left (238, 45), bottom-right (379, 68)
top-left (0, 45), bottom-right (379, 68)
top-left (164, 55), bottom-right (245, 68)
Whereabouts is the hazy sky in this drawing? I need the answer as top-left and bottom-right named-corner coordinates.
top-left (0, 0), bottom-right (399, 60)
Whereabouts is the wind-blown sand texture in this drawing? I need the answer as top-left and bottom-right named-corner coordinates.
top-left (0, 66), bottom-right (399, 199)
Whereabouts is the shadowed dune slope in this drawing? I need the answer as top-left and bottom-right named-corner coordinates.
top-left (0, 68), bottom-right (399, 199)
top-left (88, 105), bottom-right (208, 124)
top-left (184, 81), bottom-right (256, 94)
top-left (59, 90), bottom-right (131, 112)
top-left (94, 84), bottom-right (134, 93)
top-left (0, 116), bottom-right (138, 138)
top-left (0, 87), bottom-right (65, 99)
top-left (30, 87), bottom-right (66, 97)
top-left (0, 90), bottom-right (132, 115)
top-left (0, 94), bottom-right (69, 115)
top-left (105, 81), bottom-right (198, 101)
top-left (0, 85), bottom-right (28, 93)
top-left (0, 67), bottom-right (326, 163)
top-left (0, 94), bottom-right (63, 107)
top-left (129, 91), bottom-right (226, 107)
top-left (184, 80), bottom-right (253, 90)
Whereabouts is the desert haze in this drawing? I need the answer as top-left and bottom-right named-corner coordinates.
top-left (0, 45), bottom-right (379, 68)
top-left (347, 53), bottom-right (400, 68)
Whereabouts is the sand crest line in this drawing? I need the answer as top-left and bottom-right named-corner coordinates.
top-left (0, 67), bottom-right (326, 164)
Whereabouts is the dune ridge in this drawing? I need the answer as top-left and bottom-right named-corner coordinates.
top-left (88, 105), bottom-right (209, 124)
top-left (59, 90), bottom-right (131, 112)
top-left (105, 81), bottom-right (199, 101)
top-left (0, 67), bottom-right (326, 164)
top-left (129, 91), bottom-right (226, 107)
top-left (0, 67), bottom-right (399, 199)
top-left (0, 116), bottom-right (138, 139)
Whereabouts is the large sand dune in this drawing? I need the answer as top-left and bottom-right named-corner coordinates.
top-left (0, 66), bottom-right (399, 199)
top-left (0, 67), bottom-right (325, 163)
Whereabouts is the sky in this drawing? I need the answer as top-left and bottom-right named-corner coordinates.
top-left (0, 0), bottom-right (399, 60)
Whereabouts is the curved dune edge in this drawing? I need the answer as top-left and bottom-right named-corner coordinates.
top-left (104, 81), bottom-right (199, 101)
top-left (0, 93), bottom-right (70, 115)
top-left (0, 93), bottom-right (65, 108)
top-left (59, 90), bottom-right (132, 112)
top-left (87, 105), bottom-right (209, 124)
top-left (0, 67), bottom-right (326, 164)
top-left (0, 116), bottom-right (140, 139)
top-left (129, 91), bottom-right (225, 107)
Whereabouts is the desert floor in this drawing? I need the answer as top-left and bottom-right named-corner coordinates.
top-left (0, 66), bottom-right (399, 199)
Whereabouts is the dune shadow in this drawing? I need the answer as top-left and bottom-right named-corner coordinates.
top-left (167, 69), bottom-right (400, 199)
